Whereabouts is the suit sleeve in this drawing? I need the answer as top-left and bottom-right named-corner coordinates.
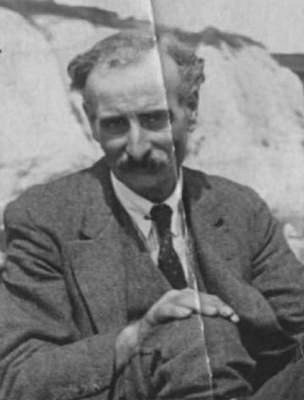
top-left (0, 200), bottom-right (122, 400)
top-left (250, 193), bottom-right (304, 343)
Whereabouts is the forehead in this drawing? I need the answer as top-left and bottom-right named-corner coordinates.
top-left (83, 49), bottom-right (181, 116)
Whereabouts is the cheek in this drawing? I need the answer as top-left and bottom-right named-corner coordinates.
top-left (171, 117), bottom-right (189, 143)
top-left (93, 130), bottom-right (126, 158)
top-left (172, 105), bottom-right (190, 129)
top-left (154, 128), bottom-right (174, 145)
top-left (102, 137), bottom-right (124, 154)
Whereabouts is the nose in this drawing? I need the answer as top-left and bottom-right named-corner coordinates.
top-left (126, 118), bottom-right (151, 160)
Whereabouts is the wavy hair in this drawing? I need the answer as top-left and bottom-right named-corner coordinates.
top-left (67, 29), bottom-right (205, 112)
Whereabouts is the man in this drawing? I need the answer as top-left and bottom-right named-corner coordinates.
top-left (1, 29), bottom-right (304, 400)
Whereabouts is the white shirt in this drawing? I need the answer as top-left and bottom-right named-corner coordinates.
top-left (110, 172), bottom-right (192, 282)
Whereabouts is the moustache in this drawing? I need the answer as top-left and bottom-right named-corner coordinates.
top-left (117, 153), bottom-right (164, 173)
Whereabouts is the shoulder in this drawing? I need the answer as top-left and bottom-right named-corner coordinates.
top-left (183, 167), bottom-right (280, 254)
top-left (183, 166), bottom-right (265, 212)
top-left (4, 159), bottom-right (109, 237)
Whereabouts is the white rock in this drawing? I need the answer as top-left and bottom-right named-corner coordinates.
top-left (0, 7), bottom-right (101, 218)
top-left (185, 42), bottom-right (304, 219)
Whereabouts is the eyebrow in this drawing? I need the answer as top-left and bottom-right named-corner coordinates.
top-left (99, 108), bottom-right (171, 119)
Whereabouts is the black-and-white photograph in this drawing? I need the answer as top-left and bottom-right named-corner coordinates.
top-left (0, 1), bottom-right (304, 399)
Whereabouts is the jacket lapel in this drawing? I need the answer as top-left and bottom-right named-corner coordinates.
top-left (184, 168), bottom-right (251, 304)
top-left (183, 167), bottom-right (239, 269)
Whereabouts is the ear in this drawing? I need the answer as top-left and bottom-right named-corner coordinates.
top-left (187, 108), bottom-right (198, 132)
top-left (82, 101), bottom-right (95, 124)
top-left (82, 101), bottom-right (100, 143)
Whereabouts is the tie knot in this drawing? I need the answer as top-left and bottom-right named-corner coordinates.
top-left (150, 203), bottom-right (172, 235)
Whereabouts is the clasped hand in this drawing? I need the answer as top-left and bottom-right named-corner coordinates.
top-left (144, 288), bottom-right (239, 326)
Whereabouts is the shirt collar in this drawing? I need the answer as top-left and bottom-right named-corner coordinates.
top-left (111, 171), bottom-right (184, 239)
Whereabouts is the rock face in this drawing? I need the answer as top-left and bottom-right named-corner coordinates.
top-left (187, 42), bottom-right (304, 220)
top-left (0, 7), bottom-right (100, 218)
top-left (0, 5), bottom-right (304, 260)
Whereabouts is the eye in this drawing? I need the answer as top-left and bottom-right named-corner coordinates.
top-left (138, 110), bottom-right (173, 131)
top-left (99, 116), bottom-right (129, 135)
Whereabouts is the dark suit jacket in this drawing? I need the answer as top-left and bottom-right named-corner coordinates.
top-left (1, 158), bottom-right (304, 400)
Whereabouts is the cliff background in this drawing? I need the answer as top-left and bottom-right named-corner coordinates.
top-left (1, 0), bottom-right (304, 262)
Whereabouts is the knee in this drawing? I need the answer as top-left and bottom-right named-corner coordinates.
top-left (139, 314), bottom-right (203, 359)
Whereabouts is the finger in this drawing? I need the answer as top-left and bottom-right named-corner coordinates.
top-left (230, 313), bottom-right (240, 323)
top-left (218, 304), bottom-right (234, 316)
top-left (218, 305), bottom-right (240, 323)
top-left (197, 303), bottom-right (218, 316)
top-left (172, 289), bottom-right (197, 310)
top-left (159, 289), bottom-right (187, 305)
top-left (195, 293), bottom-right (221, 314)
top-left (196, 293), bottom-right (239, 322)
top-left (174, 292), bottom-right (215, 314)
top-left (173, 306), bottom-right (193, 319)
top-left (147, 303), bottom-right (192, 324)
top-left (160, 303), bottom-right (193, 320)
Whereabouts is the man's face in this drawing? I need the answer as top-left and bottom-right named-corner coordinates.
top-left (83, 49), bottom-right (191, 201)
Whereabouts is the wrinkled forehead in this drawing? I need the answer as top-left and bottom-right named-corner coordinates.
top-left (83, 48), bottom-right (181, 113)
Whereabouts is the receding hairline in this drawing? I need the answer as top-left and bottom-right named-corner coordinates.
top-left (82, 47), bottom-right (181, 113)
top-left (84, 46), bottom-right (178, 90)
top-left (68, 29), bottom-right (205, 112)
top-left (89, 45), bottom-right (162, 75)
top-left (68, 30), bottom-right (157, 91)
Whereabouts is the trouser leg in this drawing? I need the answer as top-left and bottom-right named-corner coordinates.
top-left (118, 315), bottom-right (212, 399)
top-left (116, 315), bottom-right (254, 400)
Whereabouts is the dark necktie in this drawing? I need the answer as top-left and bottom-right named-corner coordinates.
top-left (150, 204), bottom-right (187, 289)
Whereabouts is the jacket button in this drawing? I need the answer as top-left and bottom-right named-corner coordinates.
top-left (214, 217), bottom-right (224, 227)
